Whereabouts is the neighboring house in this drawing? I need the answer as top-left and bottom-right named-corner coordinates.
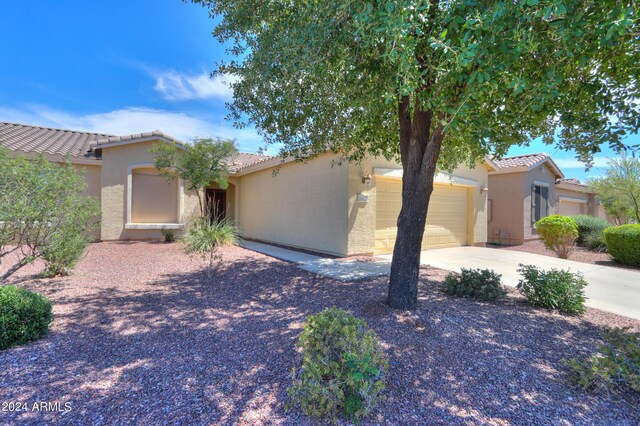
top-left (1, 121), bottom-right (495, 256)
top-left (487, 153), bottom-right (609, 245)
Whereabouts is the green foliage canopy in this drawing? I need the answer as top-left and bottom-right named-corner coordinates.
top-left (589, 155), bottom-right (640, 223)
top-left (195, 0), bottom-right (639, 168)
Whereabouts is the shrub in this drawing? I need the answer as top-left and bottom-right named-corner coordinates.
top-left (287, 307), bottom-right (387, 423)
top-left (534, 215), bottom-right (579, 259)
top-left (444, 268), bottom-right (506, 301)
top-left (571, 215), bottom-right (610, 244)
top-left (41, 233), bottom-right (89, 277)
top-left (583, 230), bottom-right (608, 253)
top-left (0, 285), bottom-right (53, 350)
top-left (564, 327), bottom-right (639, 395)
top-left (183, 218), bottom-right (239, 278)
top-left (603, 224), bottom-right (640, 266)
top-left (0, 148), bottom-right (100, 280)
top-left (570, 215), bottom-right (610, 249)
top-left (161, 228), bottom-right (176, 243)
top-left (516, 264), bottom-right (587, 315)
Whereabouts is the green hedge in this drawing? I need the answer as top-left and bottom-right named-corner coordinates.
top-left (603, 224), bottom-right (640, 266)
top-left (444, 268), bottom-right (506, 301)
top-left (0, 285), bottom-right (53, 350)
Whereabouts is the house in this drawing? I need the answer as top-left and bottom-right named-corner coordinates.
top-left (1, 121), bottom-right (495, 256)
top-left (487, 153), bottom-right (609, 245)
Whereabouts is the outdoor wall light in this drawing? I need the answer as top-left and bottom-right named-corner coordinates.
top-left (362, 173), bottom-right (372, 187)
top-left (481, 186), bottom-right (489, 193)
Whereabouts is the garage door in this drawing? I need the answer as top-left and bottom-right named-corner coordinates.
top-left (558, 200), bottom-right (585, 216)
top-left (375, 179), bottom-right (468, 254)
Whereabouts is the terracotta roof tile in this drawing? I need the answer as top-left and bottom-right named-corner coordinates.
top-left (493, 153), bottom-right (551, 169)
top-left (226, 152), bottom-right (275, 173)
top-left (0, 121), bottom-right (112, 158)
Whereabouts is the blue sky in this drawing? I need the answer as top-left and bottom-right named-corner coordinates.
top-left (0, 1), bottom-right (634, 179)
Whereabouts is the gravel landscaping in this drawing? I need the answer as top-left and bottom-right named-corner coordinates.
top-left (491, 240), bottom-right (640, 271)
top-left (1, 242), bottom-right (639, 425)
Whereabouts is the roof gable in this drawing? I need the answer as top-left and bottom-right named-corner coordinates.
top-left (491, 153), bottom-right (564, 178)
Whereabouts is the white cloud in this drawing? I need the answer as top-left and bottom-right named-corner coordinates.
top-left (0, 104), bottom-right (263, 152)
top-left (552, 156), bottom-right (611, 169)
top-left (153, 71), bottom-right (238, 101)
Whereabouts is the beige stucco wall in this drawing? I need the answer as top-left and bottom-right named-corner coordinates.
top-left (238, 153), bottom-right (350, 256)
top-left (100, 141), bottom-right (200, 240)
top-left (347, 157), bottom-right (490, 255)
top-left (487, 172), bottom-right (526, 244)
top-left (73, 163), bottom-right (102, 240)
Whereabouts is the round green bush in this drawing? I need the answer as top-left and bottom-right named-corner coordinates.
top-left (0, 285), bottom-right (53, 350)
top-left (444, 268), bottom-right (506, 301)
top-left (287, 307), bottom-right (387, 423)
top-left (570, 215), bottom-right (610, 247)
top-left (516, 264), bottom-right (587, 315)
top-left (535, 215), bottom-right (579, 259)
top-left (603, 224), bottom-right (640, 266)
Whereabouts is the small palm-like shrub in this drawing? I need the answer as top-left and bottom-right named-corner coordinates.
top-left (444, 268), bottom-right (506, 301)
top-left (565, 327), bottom-right (639, 394)
top-left (0, 285), bottom-right (53, 350)
top-left (603, 224), bottom-right (640, 266)
top-left (183, 218), bottom-right (239, 277)
top-left (516, 264), bottom-right (587, 315)
top-left (288, 307), bottom-right (387, 423)
top-left (535, 215), bottom-right (579, 259)
top-left (160, 228), bottom-right (176, 243)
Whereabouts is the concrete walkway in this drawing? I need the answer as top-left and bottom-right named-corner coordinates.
top-left (242, 241), bottom-right (390, 281)
top-left (243, 241), bottom-right (640, 320)
top-left (381, 246), bottom-right (640, 321)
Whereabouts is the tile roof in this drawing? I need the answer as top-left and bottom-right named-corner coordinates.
top-left (226, 152), bottom-right (275, 173)
top-left (492, 153), bottom-right (551, 169)
top-left (556, 178), bottom-right (584, 186)
top-left (93, 130), bottom-right (180, 146)
top-left (0, 121), bottom-right (112, 158)
top-left (0, 121), bottom-right (273, 172)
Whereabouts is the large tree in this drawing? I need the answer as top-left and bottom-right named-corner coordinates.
top-left (193, 0), bottom-right (639, 309)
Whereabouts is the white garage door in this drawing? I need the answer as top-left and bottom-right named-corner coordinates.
top-left (375, 179), bottom-right (468, 254)
top-left (558, 200), bottom-right (585, 216)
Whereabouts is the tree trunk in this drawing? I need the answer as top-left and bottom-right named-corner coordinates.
top-left (387, 97), bottom-right (444, 310)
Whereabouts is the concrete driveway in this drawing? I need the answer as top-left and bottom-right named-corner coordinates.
top-left (380, 247), bottom-right (640, 320)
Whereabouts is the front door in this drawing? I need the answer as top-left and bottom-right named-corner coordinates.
top-left (206, 189), bottom-right (227, 222)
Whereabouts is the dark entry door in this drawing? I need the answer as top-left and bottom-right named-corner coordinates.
top-left (206, 189), bottom-right (227, 222)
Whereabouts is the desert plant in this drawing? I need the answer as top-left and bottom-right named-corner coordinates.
top-left (41, 233), bottom-right (89, 277)
top-left (583, 230), bottom-right (608, 253)
top-left (182, 217), bottom-right (239, 278)
top-left (570, 215), bottom-right (610, 249)
top-left (534, 215), bottom-right (579, 259)
top-left (288, 307), bottom-right (387, 423)
top-left (0, 148), bottom-right (100, 280)
top-left (444, 268), bottom-right (506, 301)
top-left (152, 137), bottom-right (238, 217)
top-left (0, 285), bottom-right (53, 350)
top-left (516, 264), bottom-right (587, 315)
top-left (160, 228), bottom-right (176, 243)
top-left (564, 327), bottom-right (639, 395)
top-left (603, 224), bottom-right (640, 266)
top-left (589, 155), bottom-right (640, 224)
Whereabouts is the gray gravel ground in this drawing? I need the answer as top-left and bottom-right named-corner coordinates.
top-left (1, 241), bottom-right (638, 425)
